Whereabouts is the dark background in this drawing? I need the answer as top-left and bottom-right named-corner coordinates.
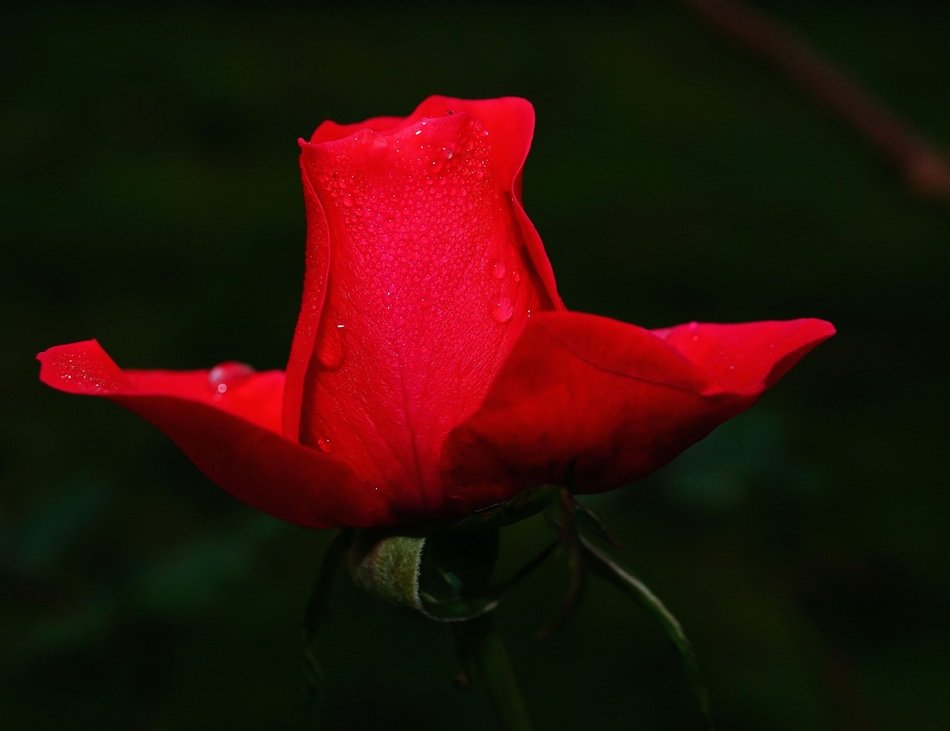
top-left (4, 2), bottom-right (949, 728)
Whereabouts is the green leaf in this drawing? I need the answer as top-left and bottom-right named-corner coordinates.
top-left (579, 535), bottom-right (714, 729)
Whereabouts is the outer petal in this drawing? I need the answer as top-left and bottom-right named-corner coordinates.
top-left (441, 313), bottom-right (834, 511)
top-left (38, 340), bottom-right (395, 528)
top-left (651, 319), bottom-right (836, 396)
top-left (290, 97), bottom-right (558, 520)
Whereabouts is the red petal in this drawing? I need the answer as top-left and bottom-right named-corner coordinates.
top-left (289, 97), bottom-right (559, 519)
top-left (441, 312), bottom-right (834, 509)
top-left (38, 340), bottom-right (395, 528)
top-left (652, 319), bottom-right (837, 395)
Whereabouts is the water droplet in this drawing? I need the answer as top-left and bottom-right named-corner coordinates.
top-left (317, 436), bottom-right (332, 453)
top-left (342, 195), bottom-right (354, 208)
top-left (490, 298), bottom-right (514, 323)
top-left (491, 260), bottom-right (507, 279)
top-left (317, 324), bottom-right (345, 370)
top-left (511, 270), bottom-right (521, 284)
top-left (208, 362), bottom-right (255, 395)
top-left (414, 128), bottom-right (422, 136)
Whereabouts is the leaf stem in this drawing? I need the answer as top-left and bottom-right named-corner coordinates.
top-left (453, 614), bottom-right (534, 731)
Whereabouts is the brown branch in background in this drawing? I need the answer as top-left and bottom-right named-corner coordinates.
top-left (681, 0), bottom-right (950, 204)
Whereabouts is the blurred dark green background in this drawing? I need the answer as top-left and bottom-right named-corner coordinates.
top-left (4, 1), bottom-right (949, 728)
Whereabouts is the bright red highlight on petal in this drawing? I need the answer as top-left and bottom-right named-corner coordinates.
top-left (37, 97), bottom-right (834, 528)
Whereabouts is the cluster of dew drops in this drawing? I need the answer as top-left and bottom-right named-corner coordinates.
top-left (315, 114), bottom-right (526, 332)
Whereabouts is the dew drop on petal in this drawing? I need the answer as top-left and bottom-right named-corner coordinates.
top-left (208, 362), bottom-right (255, 395)
top-left (317, 436), bottom-right (332, 453)
top-left (490, 298), bottom-right (514, 323)
top-left (342, 195), bottom-right (354, 208)
top-left (511, 270), bottom-right (521, 284)
top-left (317, 324), bottom-right (346, 370)
top-left (687, 321), bottom-right (700, 342)
top-left (491, 260), bottom-right (507, 280)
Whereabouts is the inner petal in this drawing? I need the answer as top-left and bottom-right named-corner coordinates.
top-left (298, 112), bottom-right (544, 516)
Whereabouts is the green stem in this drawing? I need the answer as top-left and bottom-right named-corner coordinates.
top-left (453, 614), bottom-right (534, 731)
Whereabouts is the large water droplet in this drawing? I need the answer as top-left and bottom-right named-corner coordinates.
top-left (342, 195), bottom-right (354, 208)
top-left (490, 298), bottom-right (514, 323)
top-left (208, 362), bottom-right (255, 395)
top-left (317, 324), bottom-right (346, 370)
top-left (317, 436), bottom-right (332, 453)
top-left (491, 260), bottom-right (507, 280)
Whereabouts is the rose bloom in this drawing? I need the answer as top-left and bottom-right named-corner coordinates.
top-left (38, 96), bottom-right (833, 529)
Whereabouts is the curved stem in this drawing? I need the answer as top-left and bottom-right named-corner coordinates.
top-left (453, 614), bottom-right (534, 731)
top-left (681, 0), bottom-right (950, 203)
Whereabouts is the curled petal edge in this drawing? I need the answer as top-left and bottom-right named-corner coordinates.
top-left (38, 340), bottom-right (395, 528)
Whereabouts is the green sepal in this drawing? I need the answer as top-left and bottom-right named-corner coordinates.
top-left (347, 520), bottom-right (560, 623)
top-left (346, 486), bottom-right (563, 622)
top-left (348, 530), bottom-right (429, 612)
top-left (348, 527), bottom-right (502, 622)
top-left (579, 534), bottom-right (714, 729)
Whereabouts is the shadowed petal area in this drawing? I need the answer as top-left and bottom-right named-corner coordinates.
top-left (441, 313), bottom-right (834, 510)
top-left (38, 340), bottom-right (395, 528)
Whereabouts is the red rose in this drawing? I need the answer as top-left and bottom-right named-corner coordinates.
top-left (38, 96), bottom-right (834, 529)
